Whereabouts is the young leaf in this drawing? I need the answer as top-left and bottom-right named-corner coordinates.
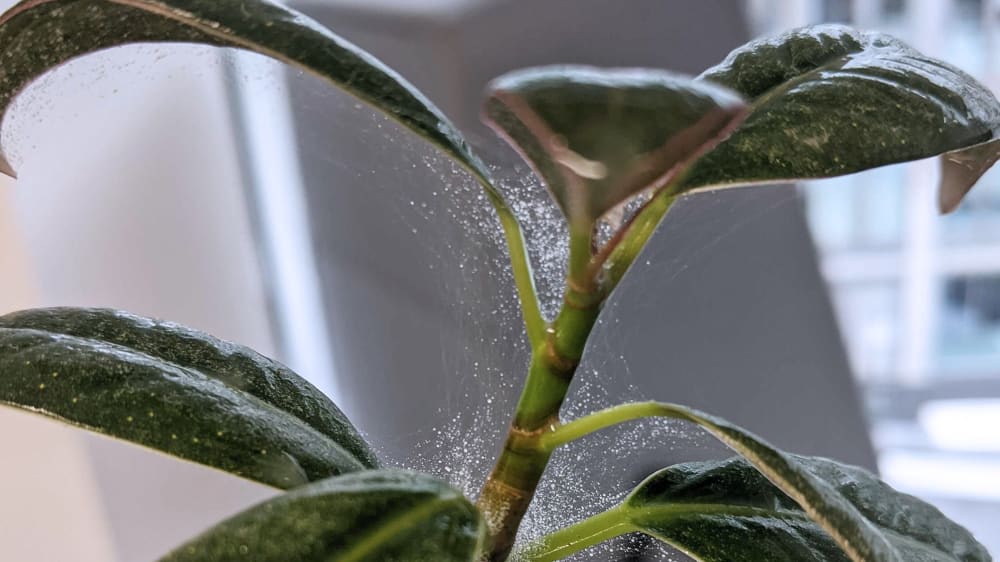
top-left (681, 24), bottom-right (1000, 212)
top-left (540, 401), bottom-right (991, 562)
top-left (0, 307), bottom-right (377, 489)
top-left (483, 66), bottom-right (747, 227)
top-left (162, 470), bottom-right (484, 562)
top-left (625, 456), bottom-right (988, 562)
top-left (0, 0), bottom-right (491, 185)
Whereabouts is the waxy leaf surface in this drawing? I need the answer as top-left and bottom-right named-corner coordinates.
top-left (162, 470), bottom-right (484, 562)
top-left (484, 66), bottom-right (747, 226)
top-left (646, 403), bottom-right (991, 562)
top-left (0, 307), bottom-right (376, 488)
top-left (538, 402), bottom-right (991, 562)
top-left (626, 456), bottom-right (989, 562)
top-left (682, 24), bottom-right (1000, 212)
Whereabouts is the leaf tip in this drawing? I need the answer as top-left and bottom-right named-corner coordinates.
top-left (0, 155), bottom-right (16, 179)
top-left (938, 138), bottom-right (1000, 214)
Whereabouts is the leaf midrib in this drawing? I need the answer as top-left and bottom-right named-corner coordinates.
top-left (628, 500), bottom-right (813, 526)
top-left (623, 501), bottom-right (825, 562)
top-left (334, 494), bottom-right (468, 562)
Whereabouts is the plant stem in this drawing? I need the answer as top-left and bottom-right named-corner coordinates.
top-left (539, 401), bottom-right (680, 452)
top-left (478, 228), bottom-right (603, 562)
top-left (477, 187), bottom-right (672, 560)
top-left (515, 286), bottom-right (603, 430)
top-left (516, 505), bottom-right (634, 562)
top-left (490, 192), bottom-right (546, 347)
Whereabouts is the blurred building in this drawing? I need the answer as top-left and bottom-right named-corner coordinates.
top-left (750, 0), bottom-right (1000, 551)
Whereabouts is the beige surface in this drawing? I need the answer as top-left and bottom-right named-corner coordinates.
top-left (0, 178), bottom-right (118, 562)
top-left (0, 178), bottom-right (34, 311)
top-left (1, 45), bottom-right (279, 560)
top-left (0, 410), bottom-right (118, 562)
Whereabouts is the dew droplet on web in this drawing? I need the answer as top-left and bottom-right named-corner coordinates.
top-left (5, 51), bottom-right (732, 560)
top-left (493, 164), bottom-right (569, 320)
top-left (4, 44), bottom-right (218, 172)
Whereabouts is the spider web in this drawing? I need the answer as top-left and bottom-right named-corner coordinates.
top-left (275, 61), bottom-right (757, 560)
top-left (1, 45), bottom-right (800, 561)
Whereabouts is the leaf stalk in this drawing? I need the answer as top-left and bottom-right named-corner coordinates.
top-left (539, 401), bottom-right (678, 452)
top-left (594, 191), bottom-right (676, 290)
top-left (515, 505), bottom-right (633, 562)
top-left (492, 195), bottom-right (547, 347)
top-left (477, 226), bottom-right (604, 561)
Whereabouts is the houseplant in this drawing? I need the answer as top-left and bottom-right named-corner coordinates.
top-left (0, 1), bottom-right (997, 560)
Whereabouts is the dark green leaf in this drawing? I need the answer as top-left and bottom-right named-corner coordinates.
top-left (534, 402), bottom-right (991, 562)
top-left (654, 403), bottom-right (992, 561)
top-left (161, 470), bottom-right (484, 562)
top-left (627, 455), bottom-right (989, 562)
top-left (630, 403), bottom-right (990, 561)
top-left (483, 66), bottom-right (747, 227)
top-left (681, 24), bottom-right (1000, 212)
top-left (0, 0), bottom-right (492, 186)
top-left (0, 307), bottom-right (376, 488)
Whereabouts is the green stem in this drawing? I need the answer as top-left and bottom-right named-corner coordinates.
top-left (494, 201), bottom-right (546, 347)
top-left (477, 223), bottom-right (603, 562)
top-left (473, 177), bottom-right (545, 347)
top-left (517, 505), bottom-right (634, 562)
top-left (599, 191), bottom-right (676, 290)
top-left (512, 285), bottom-right (603, 430)
top-left (539, 401), bottom-right (759, 458)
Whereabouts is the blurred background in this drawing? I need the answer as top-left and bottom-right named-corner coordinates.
top-left (763, 0), bottom-right (1000, 554)
top-left (0, 0), bottom-right (997, 560)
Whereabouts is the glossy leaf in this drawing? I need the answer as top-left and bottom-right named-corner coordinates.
top-left (484, 66), bottom-right (747, 226)
top-left (537, 401), bottom-right (991, 562)
top-left (680, 24), bottom-right (1000, 212)
top-left (625, 456), bottom-right (988, 562)
top-left (630, 404), bottom-right (991, 562)
top-left (162, 470), bottom-right (484, 562)
top-left (0, 307), bottom-right (376, 488)
top-left (0, 0), bottom-right (492, 186)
